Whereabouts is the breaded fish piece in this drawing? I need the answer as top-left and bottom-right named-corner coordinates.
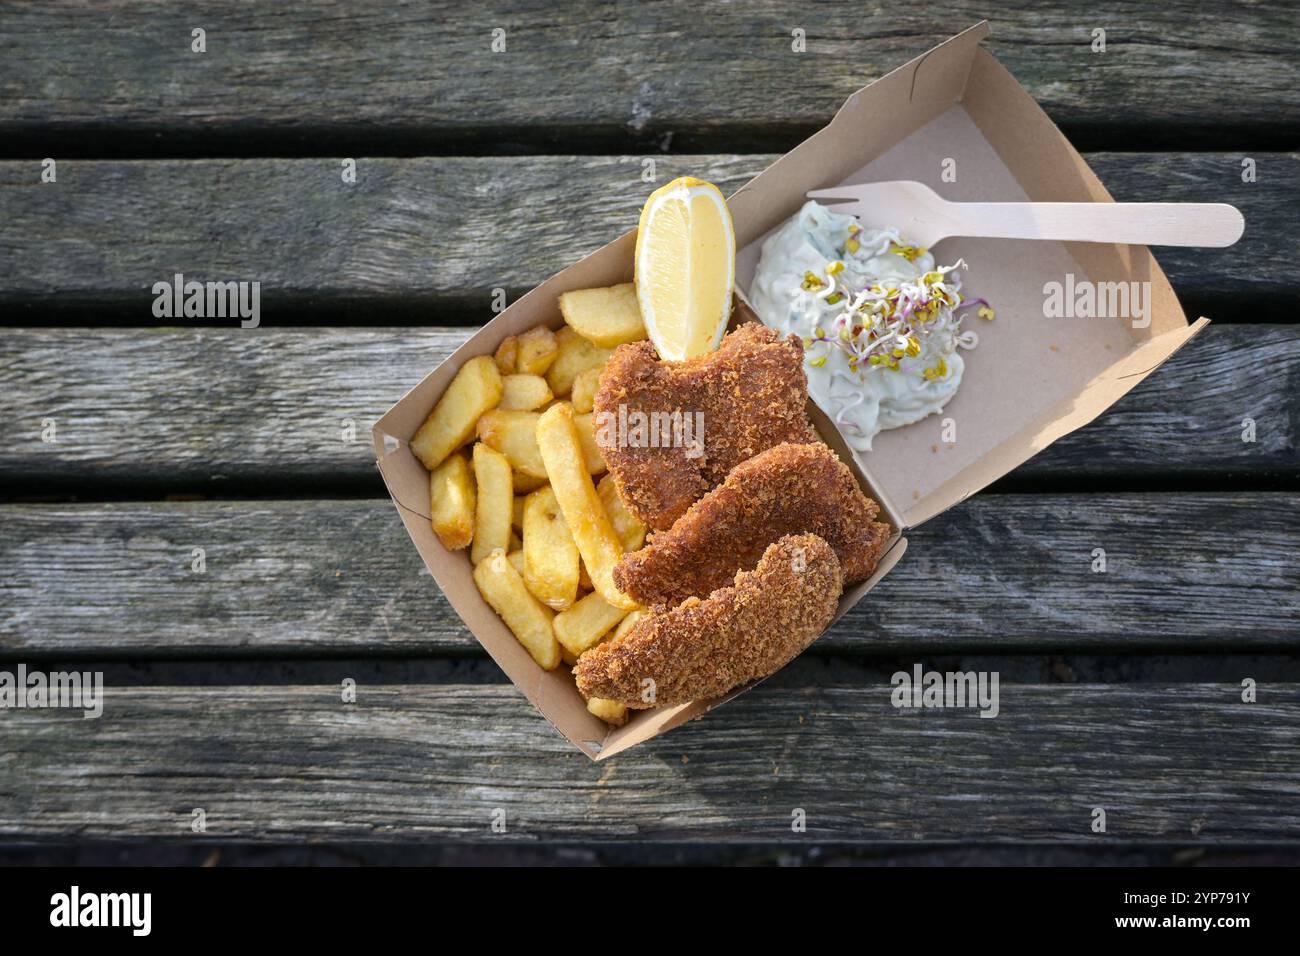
top-left (614, 441), bottom-right (890, 609)
top-left (574, 534), bottom-right (842, 707)
top-left (594, 322), bottom-right (816, 531)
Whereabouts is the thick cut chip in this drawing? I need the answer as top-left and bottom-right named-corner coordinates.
top-left (559, 283), bottom-right (647, 348)
top-left (410, 356), bottom-right (503, 470)
top-left (546, 326), bottom-right (614, 397)
top-left (470, 442), bottom-right (513, 566)
top-left (554, 591), bottom-right (630, 657)
top-left (499, 374), bottom-right (553, 411)
top-left (570, 366), bottom-right (602, 414)
top-left (473, 549), bottom-right (561, 671)
top-left (516, 325), bottom-right (559, 376)
top-left (535, 403), bottom-right (637, 610)
top-left (522, 485), bottom-right (580, 610)
top-left (428, 451), bottom-right (476, 550)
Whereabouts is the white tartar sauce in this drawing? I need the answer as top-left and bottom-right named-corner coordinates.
top-left (749, 200), bottom-right (989, 451)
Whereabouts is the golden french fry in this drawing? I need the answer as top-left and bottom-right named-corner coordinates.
top-left (559, 283), bottom-right (647, 348)
top-left (516, 325), bottom-right (559, 376)
top-left (574, 411), bottom-right (607, 474)
top-left (546, 326), bottom-right (614, 397)
top-left (494, 335), bottom-right (519, 374)
top-left (410, 356), bottom-right (503, 470)
top-left (477, 409), bottom-right (547, 478)
top-left (511, 495), bottom-right (527, 533)
top-left (498, 373), bottom-right (553, 411)
top-left (578, 559), bottom-right (593, 591)
top-left (507, 549), bottom-right (526, 577)
top-left (478, 407), bottom-right (603, 479)
top-left (553, 591), bottom-right (630, 656)
top-left (535, 404), bottom-right (636, 609)
top-left (597, 473), bottom-right (646, 552)
top-left (428, 451), bottom-right (476, 550)
top-left (611, 608), bottom-right (644, 642)
top-left (473, 549), bottom-right (560, 670)
top-left (523, 485), bottom-right (580, 610)
top-left (512, 470), bottom-right (548, 493)
top-left (570, 366), bottom-right (601, 414)
top-left (470, 443), bottom-right (513, 566)
top-left (586, 696), bottom-right (629, 726)
top-left (561, 645), bottom-right (580, 667)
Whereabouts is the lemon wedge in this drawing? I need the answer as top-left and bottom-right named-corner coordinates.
top-left (634, 176), bottom-right (735, 361)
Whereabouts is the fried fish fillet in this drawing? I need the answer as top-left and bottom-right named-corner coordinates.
top-left (594, 322), bottom-right (816, 531)
top-left (574, 534), bottom-right (842, 707)
top-left (614, 441), bottom-right (891, 609)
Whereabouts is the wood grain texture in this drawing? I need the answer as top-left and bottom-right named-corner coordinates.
top-left (3, 494), bottom-right (1295, 656)
top-left (1, 2), bottom-right (1296, 152)
top-left (1, 683), bottom-right (1296, 840)
top-left (2, 324), bottom-right (1294, 488)
top-left (2, 1), bottom-right (1295, 854)
top-left (0, 154), bottom-right (1291, 313)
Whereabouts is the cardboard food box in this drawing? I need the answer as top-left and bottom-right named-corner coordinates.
top-left (373, 22), bottom-right (1207, 759)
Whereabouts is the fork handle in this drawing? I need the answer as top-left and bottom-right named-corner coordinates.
top-left (948, 202), bottom-right (1244, 248)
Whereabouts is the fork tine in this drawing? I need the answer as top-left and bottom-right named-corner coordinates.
top-left (805, 184), bottom-right (870, 201)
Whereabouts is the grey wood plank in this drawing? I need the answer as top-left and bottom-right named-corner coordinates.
top-left (2, 494), bottom-right (1295, 656)
top-left (1, 683), bottom-right (1296, 841)
top-left (1, 3), bottom-right (1295, 151)
top-left (1, 324), bottom-right (1294, 487)
top-left (1, 154), bottom-right (1291, 312)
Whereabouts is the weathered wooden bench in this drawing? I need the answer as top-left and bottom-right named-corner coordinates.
top-left (1, 3), bottom-right (1297, 862)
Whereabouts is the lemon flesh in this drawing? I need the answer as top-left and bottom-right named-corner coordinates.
top-left (635, 177), bottom-right (735, 362)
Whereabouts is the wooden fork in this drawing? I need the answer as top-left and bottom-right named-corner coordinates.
top-left (805, 181), bottom-right (1244, 248)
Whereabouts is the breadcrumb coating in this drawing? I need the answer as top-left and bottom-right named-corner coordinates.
top-left (594, 322), bottom-right (817, 531)
top-left (574, 534), bottom-right (842, 707)
top-left (614, 441), bottom-right (891, 609)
